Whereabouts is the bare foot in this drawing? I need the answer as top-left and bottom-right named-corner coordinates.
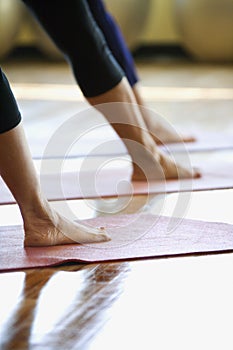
top-left (23, 202), bottom-right (110, 247)
top-left (143, 114), bottom-right (195, 145)
top-left (151, 127), bottom-right (195, 145)
top-left (131, 147), bottom-right (200, 182)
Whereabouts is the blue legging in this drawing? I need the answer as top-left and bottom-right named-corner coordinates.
top-left (0, 0), bottom-right (138, 133)
top-left (87, 0), bottom-right (138, 87)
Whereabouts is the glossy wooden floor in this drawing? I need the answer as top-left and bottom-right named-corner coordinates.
top-left (0, 56), bottom-right (233, 349)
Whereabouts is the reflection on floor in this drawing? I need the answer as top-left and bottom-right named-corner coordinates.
top-left (0, 58), bottom-right (233, 349)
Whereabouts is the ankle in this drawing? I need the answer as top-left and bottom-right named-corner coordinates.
top-left (19, 193), bottom-right (51, 221)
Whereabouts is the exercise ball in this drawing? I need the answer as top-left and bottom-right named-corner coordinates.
top-left (0, 0), bottom-right (23, 59)
top-left (175, 0), bottom-right (233, 61)
top-left (105, 0), bottom-right (151, 49)
top-left (34, 0), bottom-right (152, 58)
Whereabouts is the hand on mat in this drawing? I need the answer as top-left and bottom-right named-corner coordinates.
top-left (24, 202), bottom-right (110, 247)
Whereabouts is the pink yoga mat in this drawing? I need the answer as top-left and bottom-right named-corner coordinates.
top-left (161, 132), bottom-right (233, 153)
top-left (21, 101), bottom-right (233, 159)
top-left (1, 159), bottom-right (233, 205)
top-left (0, 214), bottom-right (232, 272)
top-left (29, 129), bottom-right (233, 159)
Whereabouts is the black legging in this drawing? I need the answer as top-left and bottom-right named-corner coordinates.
top-left (22, 0), bottom-right (124, 97)
top-left (0, 68), bottom-right (22, 134)
top-left (0, 0), bottom-right (125, 134)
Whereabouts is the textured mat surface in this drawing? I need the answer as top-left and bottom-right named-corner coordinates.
top-left (0, 214), bottom-right (233, 271)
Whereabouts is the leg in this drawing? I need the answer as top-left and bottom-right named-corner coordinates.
top-left (87, 0), bottom-right (138, 87)
top-left (23, 0), bottom-right (198, 180)
top-left (0, 69), bottom-right (109, 246)
top-left (132, 84), bottom-right (195, 144)
top-left (0, 125), bottom-right (109, 246)
top-left (88, 0), bottom-right (195, 144)
top-left (87, 78), bottom-right (199, 180)
top-left (22, 0), bottom-right (124, 97)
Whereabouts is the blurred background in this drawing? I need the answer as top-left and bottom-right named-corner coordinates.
top-left (0, 0), bottom-right (232, 164)
top-left (0, 4), bottom-right (233, 349)
top-left (0, 0), bottom-right (233, 62)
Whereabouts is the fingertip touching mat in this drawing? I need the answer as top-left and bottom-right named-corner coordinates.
top-left (0, 214), bottom-right (233, 271)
